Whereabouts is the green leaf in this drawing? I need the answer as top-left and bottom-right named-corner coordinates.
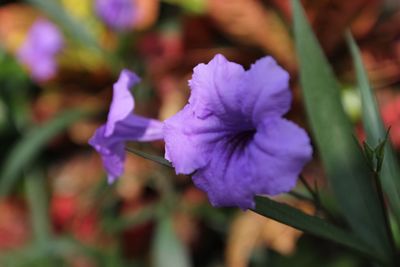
top-left (346, 32), bottom-right (400, 224)
top-left (292, 0), bottom-right (393, 262)
top-left (253, 196), bottom-right (383, 262)
top-left (25, 169), bottom-right (54, 267)
top-left (0, 108), bottom-right (92, 196)
top-left (25, 169), bottom-right (51, 245)
top-left (153, 216), bottom-right (192, 267)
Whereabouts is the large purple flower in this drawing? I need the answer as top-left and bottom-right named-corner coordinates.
top-left (17, 18), bottom-right (63, 81)
top-left (164, 54), bottom-right (312, 209)
top-left (95, 0), bottom-right (137, 31)
top-left (89, 69), bottom-right (163, 183)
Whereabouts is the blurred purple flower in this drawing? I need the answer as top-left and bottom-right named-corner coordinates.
top-left (95, 0), bottom-right (137, 31)
top-left (89, 70), bottom-right (163, 183)
top-left (17, 18), bottom-right (63, 81)
top-left (164, 54), bottom-right (312, 209)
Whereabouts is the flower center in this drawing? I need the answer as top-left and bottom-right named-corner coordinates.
top-left (228, 128), bottom-right (256, 153)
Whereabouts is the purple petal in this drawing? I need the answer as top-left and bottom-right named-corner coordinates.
top-left (164, 105), bottom-right (228, 174)
top-left (29, 56), bottom-right (57, 82)
top-left (192, 140), bottom-right (255, 209)
top-left (105, 69), bottom-right (141, 137)
top-left (90, 114), bottom-right (163, 183)
top-left (121, 114), bottom-right (164, 142)
top-left (89, 70), bottom-right (163, 183)
top-left (17, 19), bottom-right (63, 81)
top-left (191, 118), bottom-right (312, 210)
top-left (89, 126), bottom-right (126, 182)
top-left (243, 57), bottom-right (291, 123)
top-left (248, 118), bottom-right (312, 196)
top-left (95, 0), bottom-right (137, 31)
top-left (188, 54), bottom-right (291, 123)
top-left (188, 54), bottom-right (245, 119)
top-left (27, 19), bottom-right (64, 53)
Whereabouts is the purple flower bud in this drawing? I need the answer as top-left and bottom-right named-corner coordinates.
top-left (95, 0), bottom-right (137, 31)
top-left (17, 18), bottom-right (63, 82)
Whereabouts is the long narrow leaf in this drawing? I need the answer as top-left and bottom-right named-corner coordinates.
top-left (0, 108), bottom-right (91, 195)
top-left (25, 169), bottom-right (51, 244)
top-left (292, 0), bottom-right (393, 262)
top-left (253, 196), bottom-right (382, 262)
top-left (25, 169), bottom-right (54, 267)
top-left (346, 32), bottom-right (400, 225)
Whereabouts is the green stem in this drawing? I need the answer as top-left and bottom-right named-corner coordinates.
top-left (125, 146), bottom-right (173, 168)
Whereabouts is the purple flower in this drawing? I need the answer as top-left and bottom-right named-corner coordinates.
top-left (163, 54), bottom-right (312, 209)
top-left (95, 0), bottom-right (137, 31)
top-left (89, 70), bottom-right (163, 183)
top-left (17, 18), bottom-right (63, 81)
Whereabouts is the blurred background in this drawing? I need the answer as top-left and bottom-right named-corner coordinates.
top-left (0, 0), bottom-right (400, 266)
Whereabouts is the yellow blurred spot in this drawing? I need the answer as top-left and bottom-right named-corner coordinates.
top-left (61, 0), bottom-right (93, 19)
